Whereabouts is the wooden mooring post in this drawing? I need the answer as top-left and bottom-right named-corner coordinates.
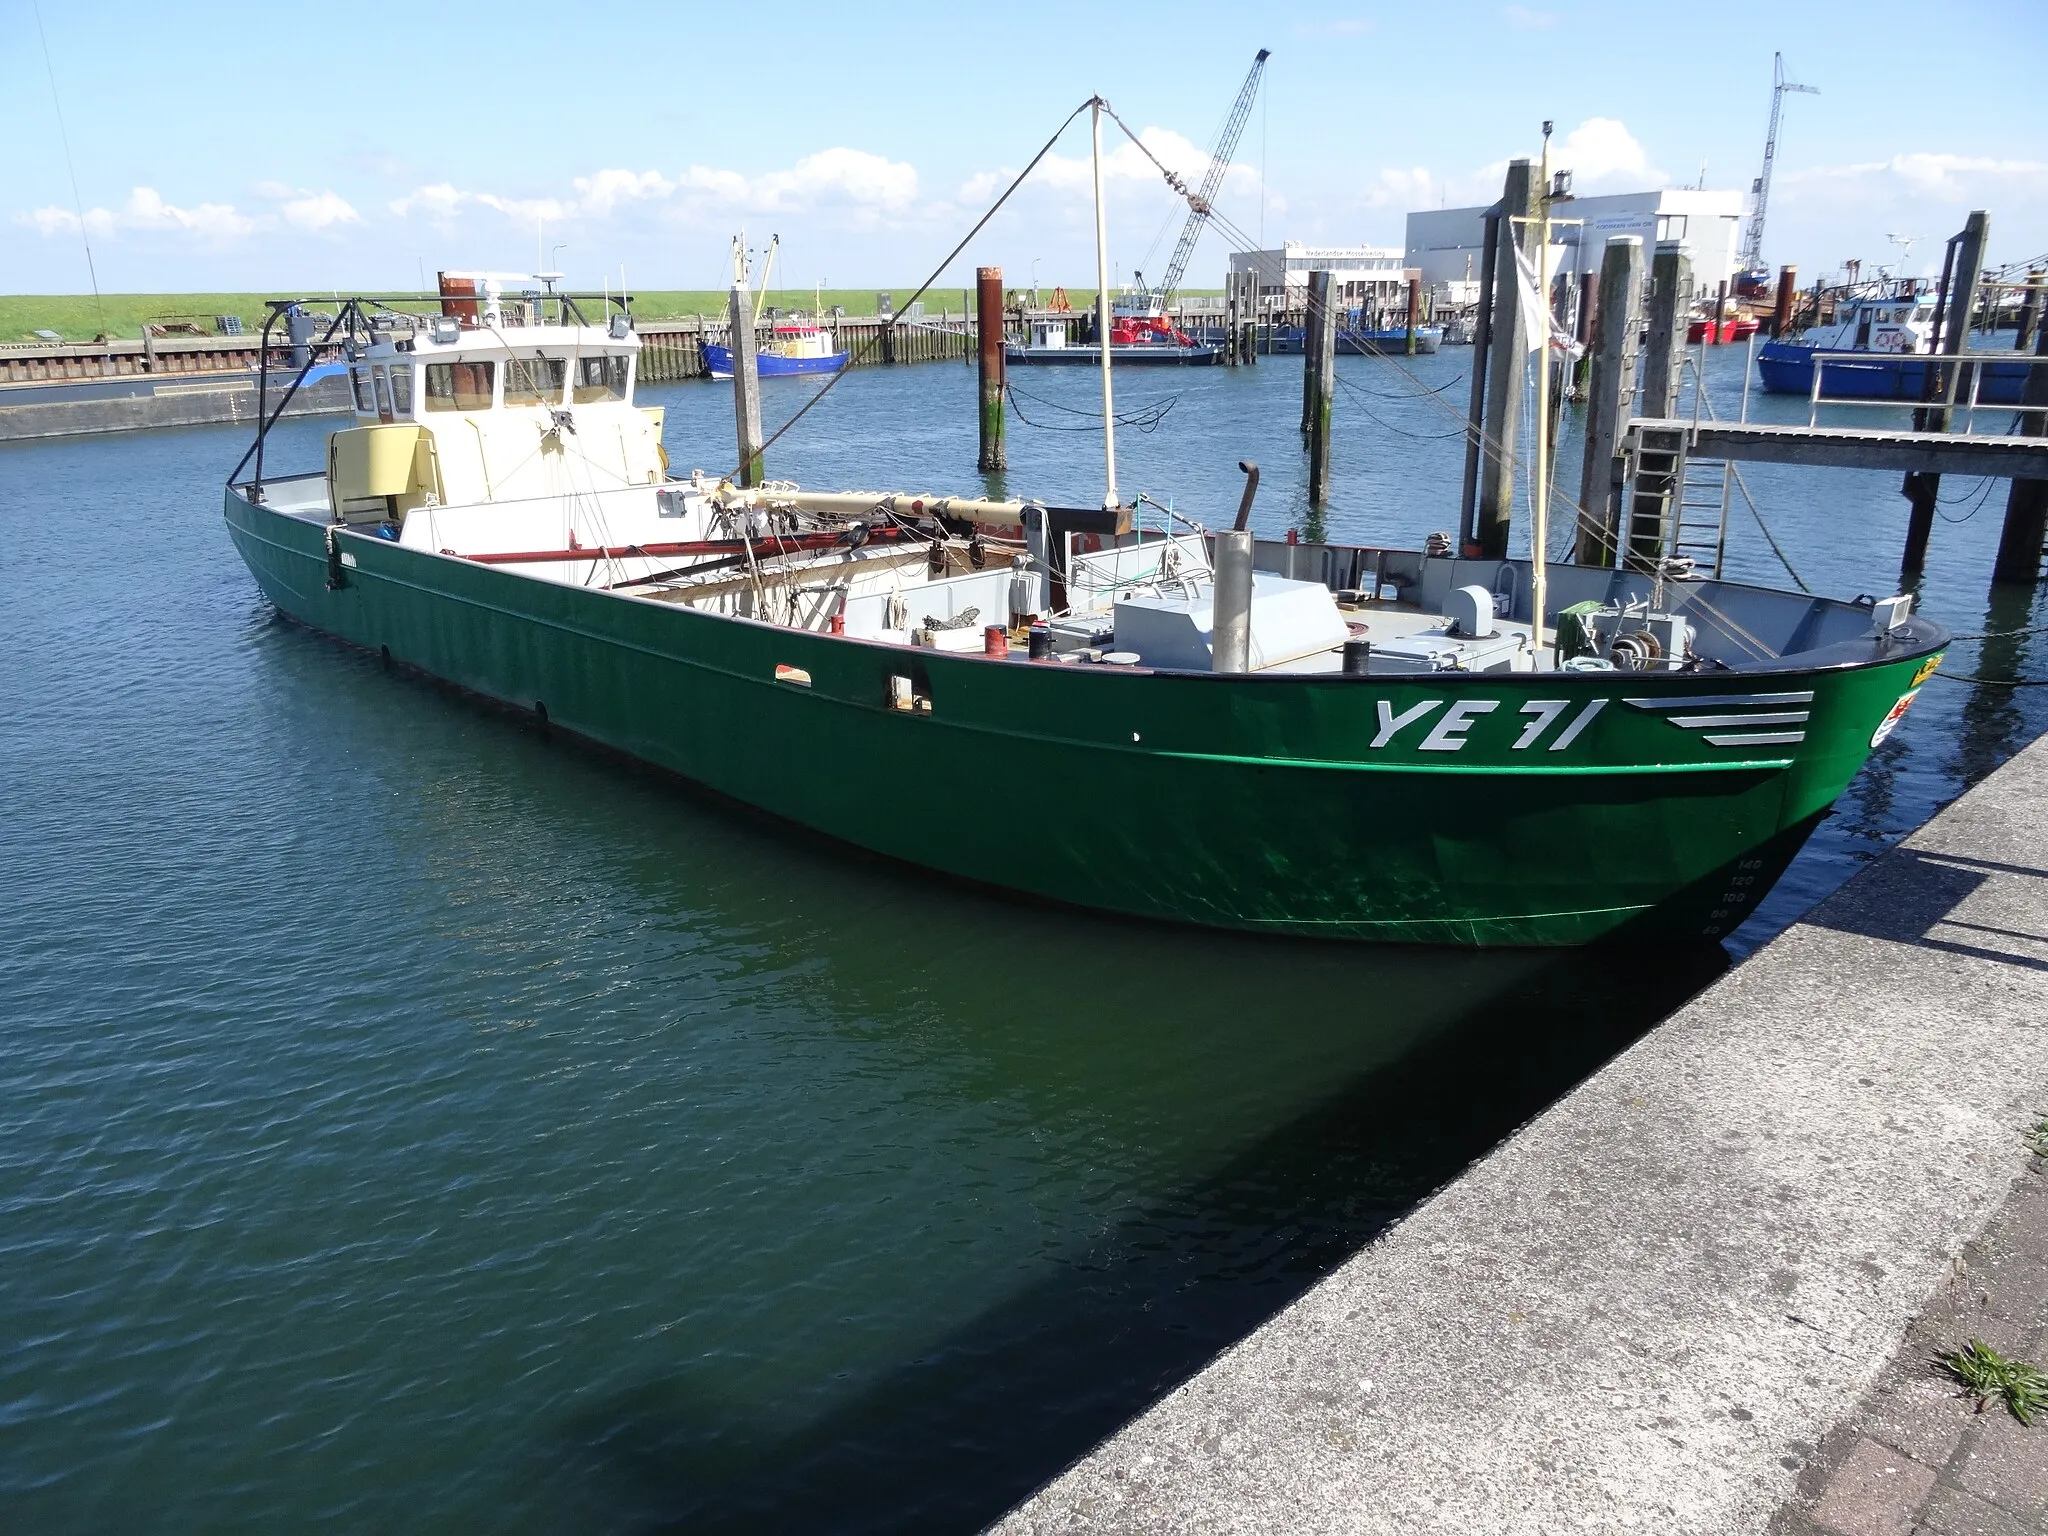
top-left (728, 280), bottom-right (765, 487)
top-left (1770, 266), bottom-right (1799, 338)
top-left (1575, 235), bottom-right (1643, 565)
top-left (1903, 209), bottom-right (1990, 576)
top-left (1242, 270), bottom-right (1261, 365)
top-left (976, 267), bottom-right (1006, 473)
top-left (1301, 268), bottom-right (1327, 437)
top-left (1993, 298), bottom-right (2048, 582)
top-left (1305, 269), bottom-right (1337, 508)
top-left (2016, 270), bottom-right (2046, 354)
top-left (1626, 242), bottom-right (1692, 567)
top-left (1459, 209), bottom-right (1501, 553)
top-left (1476, 159), bottom-right (1536, 559)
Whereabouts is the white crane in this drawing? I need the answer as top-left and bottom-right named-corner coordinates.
top-left (1737, 52), bottom-right (1818, 287)
top-left (1131, 49), bottom-right (1270, 310)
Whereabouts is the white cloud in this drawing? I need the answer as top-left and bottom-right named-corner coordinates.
top-left (124, 187), bottom-right (256, 237)
top-left (475, 192), bottom-right (570, 225)
top-left (386, 148), bottom-right (922, 238)
top-left (1361, 166), bottom-right (1435, 208)
top-left (1503, 5), bottom-right (1557, 26)
top-left (751, 148), bottom-right (917, 211)
top-left (1784, 152), bottom-right (2048, 203)
top-left (1553, 117), bottom-right (1664, 192)
top-left (389, 182), bottom-right (466, 220)
top-left (24, 205), bottom-right (83, 237)
top-left (1347, 117), bottom-right (1665, 224)
top-left (281, 190), bottom-right (360, 231)
top-left (573, 168), bottom-right (674, 217)
top-left (20, 186), bottom-right (256, 242)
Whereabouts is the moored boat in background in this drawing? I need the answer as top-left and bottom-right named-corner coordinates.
top-left (1757, 282), bottom-right (2030, 401)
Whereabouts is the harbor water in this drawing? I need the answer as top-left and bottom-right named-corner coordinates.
top-left (2, 346), bottom-right (2042, 1532)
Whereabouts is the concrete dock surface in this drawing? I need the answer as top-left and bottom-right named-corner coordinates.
top-left (997, 730), bottom-right (2048, 1535)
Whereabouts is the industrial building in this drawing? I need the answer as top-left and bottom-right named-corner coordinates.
top-left (1227, 243), bottom-right (1418, 308)
top-left (1404, 188), bottom-right (1746, 290)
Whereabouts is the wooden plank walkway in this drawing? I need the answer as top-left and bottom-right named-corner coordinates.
top-left (1628, 417), bottom-right (2048, 478)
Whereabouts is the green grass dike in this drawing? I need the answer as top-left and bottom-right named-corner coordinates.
top-left (0, 285), bottom-right (1186, 344)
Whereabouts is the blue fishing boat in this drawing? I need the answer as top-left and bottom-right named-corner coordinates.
top-left (704, 322), bottom-right (848, 379)
top-left (1338, 325), bottom-right (1443, 356)
top-left (704, 235), bottom-right (849, 379)
top-left (1756, 284), bottom-right (2028, 403)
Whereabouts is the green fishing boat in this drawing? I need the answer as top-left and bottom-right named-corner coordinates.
top-left (221, 140), bottom-right (1945, 948)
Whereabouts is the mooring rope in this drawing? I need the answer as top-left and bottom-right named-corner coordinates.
top-left (1004, 381), bottom-right (1176, 433)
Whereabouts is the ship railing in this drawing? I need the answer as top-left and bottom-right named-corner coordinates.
top-left (227, 291), bottom-right (635, 503)
top-left (1804, 348), bottom-right (2048, 431)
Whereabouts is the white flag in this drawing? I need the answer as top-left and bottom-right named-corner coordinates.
top-left (1511, 240), bottom-right (1586, 361)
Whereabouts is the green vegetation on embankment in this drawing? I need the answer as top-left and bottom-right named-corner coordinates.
top-left (1, 286), bottom-right (1223, 343)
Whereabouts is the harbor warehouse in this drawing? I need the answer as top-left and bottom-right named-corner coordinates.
top-left (1405, 188), bottom-right (1745, 288)
top-left (1227, 243), bottom-right (1416, 307)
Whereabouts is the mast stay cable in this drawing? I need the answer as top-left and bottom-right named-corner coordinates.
top-left (728, 98), bottom-right (1097, 481)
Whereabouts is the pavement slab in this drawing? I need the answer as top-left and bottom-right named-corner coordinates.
top-left (994, 731), bottom-right (2048, 1535)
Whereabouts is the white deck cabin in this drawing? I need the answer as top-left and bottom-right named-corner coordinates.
top-left (310, 290), bottom-right (711, 578)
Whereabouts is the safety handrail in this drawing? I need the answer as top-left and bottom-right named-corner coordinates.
top-left (1804, 348), bottom-right (2048, 429)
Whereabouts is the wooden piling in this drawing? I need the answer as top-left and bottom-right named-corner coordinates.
top-left (1903, 209), bottom-right (1990, 576)
top-left (1223, 273), bottom-right (1240, 368)
top-left (1628, 244), bottom-right (1693, 567)
top-left (1405, 275), bottom-right (1421, 356)
top-left (1713, 280), bottom-right (1729, 343)
top-left (1301, 268), bottom-right (1327, 438)
top-left (1476, 160), bottom-right (1536, 559)
top-left (1306, 270), bottom-right (1337, 508)
top-left (1459, 209), bottom-right (1501, 552)
top-left (1770, 266), bottom-right (1799, 338)
top-left (976, 267), bottom-right (1006, 473)
top-left (1243, 269), bottom-right (1261, 365)
top-left (1993, 303), bottom-right (2048, 582)
top-left (1575, 235), bottom-right (1643, 566)
top-left (728, 284), bottom-right (765, 487)
top-left (1571, 271), bottom-right (1595, 399)
top-left (2015, 270), bottom-right (2045, 355)
top-left (1640, 243), bottom-right (1691, 417)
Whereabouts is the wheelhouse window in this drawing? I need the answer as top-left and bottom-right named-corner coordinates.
top-left (504, 356), bottom-right (568, 407)
top-left (350, 367), bottom-right (375, 413)
top-left (572, 354), bottom-right (631, 403)
top-left (388, 363), bottom-right (414, 414)
top-left (424, 361), bottom-right (495, 411)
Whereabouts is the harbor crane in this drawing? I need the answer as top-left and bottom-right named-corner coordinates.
top-left (1131, 48), bottom-right (1269, 311)
top-left (1735, 51), bottom-right (1818, 294)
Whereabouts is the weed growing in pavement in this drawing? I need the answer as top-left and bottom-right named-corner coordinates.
top-left (1941, 1339), bottom-right (2048, 1427)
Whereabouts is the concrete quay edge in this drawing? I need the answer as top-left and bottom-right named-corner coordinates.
top-left (995, 731), bottom-right (2048, 1535)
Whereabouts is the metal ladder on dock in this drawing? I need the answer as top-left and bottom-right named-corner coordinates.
top-left (1635, 349), bottom-right (1739, 578)
top-left (1670, 454), bottom-right (1731, 577)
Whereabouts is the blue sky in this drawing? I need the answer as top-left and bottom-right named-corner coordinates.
top-left (7, 0), bottom-right (2045, 296)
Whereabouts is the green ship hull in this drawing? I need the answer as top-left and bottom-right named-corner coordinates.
top-left (224, 486), bottom-right (1944, 947)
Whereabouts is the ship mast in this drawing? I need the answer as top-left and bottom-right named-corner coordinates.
top-left (1091, 96), bottom-right (1119, 510)
top-left (1530, 123), bottom-right (1553, 666)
